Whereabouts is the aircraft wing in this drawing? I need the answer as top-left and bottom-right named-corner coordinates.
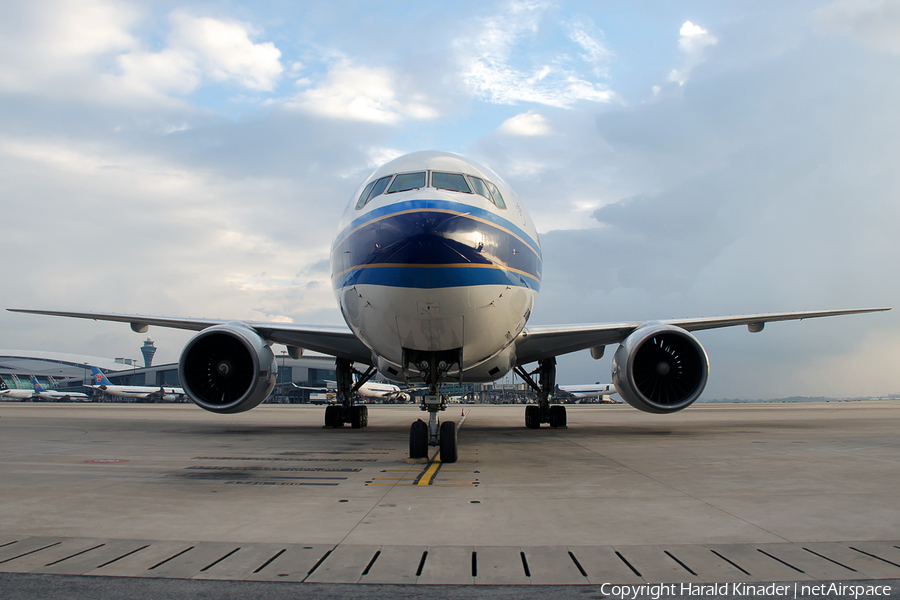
top-left (514, 307), bottom-right (890, 366)
top-left (282, 383), bottom-right (329, 391)
top-left (7, 309), bottom-right (373, 364)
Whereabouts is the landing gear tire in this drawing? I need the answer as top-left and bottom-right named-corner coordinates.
top-left (549, 405), bottom-right (567, 428)
top-left (324, 405), bottom-right (340, 427)
top-left (439, 421), bottom-right (458, 463)
top-left (409, 420), bottom-right (428, 459)
top-left (351, 405), bottom-right (368, 429)
top-left (525, 405), bottom-right (541, 429)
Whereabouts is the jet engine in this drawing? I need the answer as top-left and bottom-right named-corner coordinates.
top-left (179, 323), bottom-right (277, 414)
top-left (612, 323), bottom-right (709, 414)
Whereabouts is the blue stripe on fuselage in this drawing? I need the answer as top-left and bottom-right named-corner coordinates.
top-left (333, 199), bottom-right (541, 257)
top-left (331, 199), bottom-right (542, 291)
top-left (332, 264), bottom-right (540, 291)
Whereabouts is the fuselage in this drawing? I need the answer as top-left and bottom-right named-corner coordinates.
top-left (558, 384), bottom-right (617, 399)
top-left (89, 368), bottom-right (183, 400)
top-left (0, 389), bottom-right (34, 399)
top-left (331, 151), bottom-right (542, 384)
top-left (357, 381), bottom-right (400, 396)
top-left (31, 384), bottom-right (88, 400)
top-left (357, 381), bottom-right (409, 401)
top-left (91, 385), bottom-right (183, 400)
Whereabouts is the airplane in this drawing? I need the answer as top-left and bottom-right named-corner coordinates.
top-left (0, 380), bottom-right (34, 400)
top-left (556, 383), bottom-right (618, 403)
top-left (285, 379), bottom-right (411, 403)
top-left (29, 376), bottom-right (90, 401)
top-left (351, 380), bottom-right (411, 403)
top-left (9, 150), bottom-right (890, 463)
top-left (89, 366), bottom-right (185, 401)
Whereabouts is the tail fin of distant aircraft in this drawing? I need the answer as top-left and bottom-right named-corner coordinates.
top-left (90, 366), bottom-right (113, 387)
top-left (30, 376), bottom-right (47, 392)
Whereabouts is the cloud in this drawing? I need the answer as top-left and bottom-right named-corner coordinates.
top-left (813, 0), bottom-right (900, 54)
top-left (566, 17), bottom-right (613, 78)
top-left (499, 110), bottom-right (551, 136)
top-left (0, 130), bottom-right (339, 308)
top-left (0, 2), bottom-right (282, 107)
top-left (455, 0), bottom-right (615, 107)
top-left (529, 33), bottom-right (900, 397)
top-left (285, 60), bottom-right (439, 124)
top-left (168, 12), bottom-right (283, 91)
top-left (667, 21), bottom-right (718, 86)
top-left (115, 49), bottom-right (202, 98)
top-left (0, 0), bottom-right (138, 93)
top-left (115, 11), bottom-right (283, 100)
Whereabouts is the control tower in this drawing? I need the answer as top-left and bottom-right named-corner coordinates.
top-left (140, 338), bottom-right (157, 368)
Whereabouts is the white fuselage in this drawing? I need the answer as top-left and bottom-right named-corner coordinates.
top-left (357, 381), bottom-right (409, 401)
top-left (92, 385), bottom-right (184, 401)
top-left (559, 384), bottom-right (617, 399)
top-left (331, 151), bottom-right (541, 384)
top-left (0, 389), bottom-right (35, 399)
top-left (33, 389), bottom-right (89, 400)
top-left (357, 381), bottom-right (399, 396)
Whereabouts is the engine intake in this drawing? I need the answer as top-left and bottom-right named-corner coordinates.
top-left (179, 323), bottom-right (277, 414)
top-left (612, 323), bottom-right (709, 414)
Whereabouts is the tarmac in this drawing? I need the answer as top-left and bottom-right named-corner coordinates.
top-left (1, 400), bottom-right (899, 594)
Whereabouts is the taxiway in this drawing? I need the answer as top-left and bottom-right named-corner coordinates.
top-left (1, 401), bottom-right (899, 586)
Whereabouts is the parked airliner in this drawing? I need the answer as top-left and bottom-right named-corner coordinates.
top-left (89, 366), bottom-right (185, 401)
top-left (288, 379), bottom-right (410, 403)
top-left (557, 383), bottom-right (617, 402)
top-left (29, 377), bottom-right (89, 401)
top-left (10, 151), bottom-right (889, 462)
top-left (0, 381), bottom-right (34, 400)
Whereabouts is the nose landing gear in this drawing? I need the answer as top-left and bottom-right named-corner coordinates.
top-left (405, 350), bottom-right (460, 463)
top-left (409, 392), bottom-right (458, 463)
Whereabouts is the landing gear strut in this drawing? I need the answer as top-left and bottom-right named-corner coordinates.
top-left (324, 359), bottom-right (372, 429)
top-left (406, 351), bottom-right (459, 463)
top-left (515, 358), bottom-right (566, 429)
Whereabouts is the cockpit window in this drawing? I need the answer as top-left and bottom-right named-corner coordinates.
top-left (467, 176), bottom-right (491, 201)
top-left (486, 181), bottom-right (507, 209)
top-left (432, 172), bottom-right (471, 193)
top-left (467, 175), bottom-right (506, 209)
top-left (355, 175), bottom-right (392, 209)
top-left (387, 171), bottom-right (426, 193)
top-left (354, 170), bottom-right (506, 210)
top-left (355, 180), bottom-right (377, 209)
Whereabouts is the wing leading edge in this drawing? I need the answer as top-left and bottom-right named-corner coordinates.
top-left (6, 309), bottom-right (372, 364)
top-left (7, 306), bottom-right (890, 369)
top-left (513, 307), bottom-right (891, 366)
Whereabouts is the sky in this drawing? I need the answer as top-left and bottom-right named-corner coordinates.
top-left (1, 0), bottom-right (898, 399)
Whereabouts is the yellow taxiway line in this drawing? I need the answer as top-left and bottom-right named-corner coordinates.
top-left (417, 450), bottom-right (442, 486)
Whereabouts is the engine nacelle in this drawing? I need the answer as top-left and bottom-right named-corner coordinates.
top-left (179, 323), bottom-right (277, 414)
top-left (612, 323), bottom-right (709, 414)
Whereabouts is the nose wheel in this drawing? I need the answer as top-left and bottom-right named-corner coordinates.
top-left (439, 420), bottom-right (458, 463)
top-left (409, 420), bottom-right (428, 458)
top-left (409, 394), bottom-right (458, 463)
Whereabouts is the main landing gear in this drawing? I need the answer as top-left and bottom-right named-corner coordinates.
top-left (515, 358), bottom-right (567, 429)
top-left (324, 359), bottom-right (372, 429)
top-left (407, 352), bottom-right (458, 463)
